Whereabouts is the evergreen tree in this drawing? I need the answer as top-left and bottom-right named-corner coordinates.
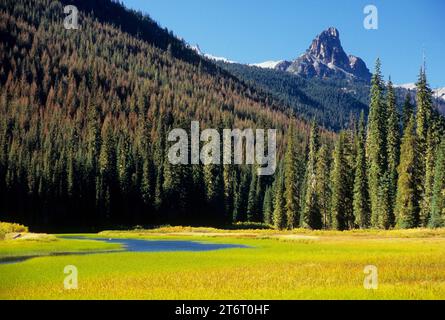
top-left (420, 128), bottom-right (437, 226)
top-left (86, 99), bottom-right (101, 210)
top-left (385, 79), bottom-right (400, 228)
top-left (137, 110), bottom-right (153, 209)
top-left (153, 118), bottom-right (165, 211)
top-left (331, 132), bottom-right (354, 230)
top-left (263, 186), bottom-right (273, 225)
top-left (395, 116), bottom-right (420, 228)
top-left (204, 163), bottom-right (224, 221)
top-left (284, 126), bottom-right (300, 229)
top-left (223, 165), bottom-right (234, 221)
top-left (233, 168), bottom-right (250, 222)
top-left (141, 155), bottom-right (153, 207)
top-left (415, 68), bottom-right (434, 224)
top-left (429, 136), bottom-right (445, 227)
top-left (86, 100), bottom-right (101, 174)
top-left (378, 171), bottom-right (393, 229)
top-left (117, 132), bottom-right (133, 196)
top-left (191, 163), bottom-right (206, 220)
top-left (353, 111), bottom-right (371, 228)
top-left (273, 171), bottom-right (286, 230)
top-left (247, 165), bottom-right (258, 221)
top-left (98, 117), bottom-right (117, 218)
top-left (231, 169), bottom-right (243, 222)
top-left (315, 145), bottom-right (332, 229)
top-left (401, 92), bottom-right (414, 133)
top-left (255, 173), bottom-right (265, 222)
top-left (367, 59), bottom-right (387, 228)
top-left (303, 122), bottom-right (322, 229)
top-left (415, 68), bottom-right (440, 226)
top-left (162, 149), bottom-right (180, 217)
top-left (416, 67), bottom-right (433, 158)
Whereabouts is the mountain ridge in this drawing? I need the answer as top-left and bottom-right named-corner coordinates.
top-left (195, 27), bottom-right (372, 83)
top-left (260, 27), bottom-right (371, 82)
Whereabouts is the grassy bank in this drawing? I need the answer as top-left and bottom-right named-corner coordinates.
top-left (0, 228), bottom-right (444, 300)
top-left (0, 237), bottom-right (122, 260)
top-left (0, 222), bottom-right (28, 240)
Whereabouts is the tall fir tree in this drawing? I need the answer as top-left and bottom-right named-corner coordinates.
top-left (233, 168), bottom-right (250, 222)
top-left (263, 186), bottom-right (273, 225)
top-left (152, 117), bottom-right (165, 211)
top-left (331, 131), bottom-right (354, 230)
top-left (315, 145), bottom-right (332, 229)
top-left (284, 125), bottom-right (300, 229)
top-left (415, 67), bottom-right (433, 158)
top-left (378, 172), bottom-right (393, 229)
top-left (204, 162), bottom-right (224, 221)
top-left (86, 99), bottom-right (101, 210)
top-left (98, 117), bottom-right (117, 219)
top-left (247, 165), bottom-right (258, 221)
top-left (429, 136), bottom-right (445, 228)
top-left (303, 122), bottom-right (322, 229)
top-left (415, 67), bottom-right (439, 226)
top-left (367, 59), bottom-right (387, 228)
top-left (385, 78), bottom-right (400, 228)
top-left (401, 92), bottom-right (414, 133)
top-left (255, 173), bottom-right (265, 222)
top-left (223, 164), bottom-right (235, 222)
top-left (421, 128), bottom-right (437, 226)
top-left (395, 116), bottom-right (420, 228)
top-left (117, 132), bottom-right (133, 196)
top-left (353, 111), bottom-right (371, 228)
top-left (273, 170), bottom-right (286, 230)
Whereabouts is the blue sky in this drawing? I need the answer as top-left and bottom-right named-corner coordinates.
top-left (122, 0), bottom-right (445, 88)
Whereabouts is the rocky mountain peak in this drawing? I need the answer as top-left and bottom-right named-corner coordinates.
top-left (286, 27), bottom-right (372, 82)
top-left (308, 27), bottom-right (348, 66)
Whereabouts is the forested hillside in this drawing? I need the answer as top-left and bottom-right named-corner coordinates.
top-left (1, 0), bottom-right (444, 232)
top-left (217, 62), bottom-right (445, 131)
top-left (218, 62), bottom-right (370, 131)
top-left (0, 0), bottom-right (330, 230)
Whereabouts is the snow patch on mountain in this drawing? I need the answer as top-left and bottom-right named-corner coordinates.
top-left (394, 83), bottom-right (417, 91)
top-left (250, 61), bottom-right (284, 69)
top-left (188, 44), bottom-right (236, 64)
top-left (434, 87), bottom-right (445, 101)
top-left (395, 83), bottom-right (445, 101)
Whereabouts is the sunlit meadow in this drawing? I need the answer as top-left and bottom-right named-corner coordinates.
top-left (1, 227), bottom-right (444, 300)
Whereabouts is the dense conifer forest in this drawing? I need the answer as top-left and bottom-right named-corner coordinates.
top-left (217, 61), bottom-right (371, 131)
top-left (217, 61), bottom-right (445, 132)
top-left (1, 0), bottom-right (444, 231)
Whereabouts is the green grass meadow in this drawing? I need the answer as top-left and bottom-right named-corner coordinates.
top-left (1, 227), bottom-right (444, 300)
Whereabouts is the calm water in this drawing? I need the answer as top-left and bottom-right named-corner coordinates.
top-left (0, 236), bottom-right (250, 264)
top-left (62, 236), bottom-right (250, 252)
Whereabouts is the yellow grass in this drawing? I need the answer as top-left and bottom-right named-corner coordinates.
top-left (1, 228), bottom-right (444, 300)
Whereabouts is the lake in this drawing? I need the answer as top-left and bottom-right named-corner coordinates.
top-left (0, 236), bottom-right (250, 264)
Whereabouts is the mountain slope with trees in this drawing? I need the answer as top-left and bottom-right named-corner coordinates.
top-left (218, 61), bottom-right (370, 131)
top-left (1, 0), bottom-right (444, 232)
top-left (0, 0), bottom-right (334, 230)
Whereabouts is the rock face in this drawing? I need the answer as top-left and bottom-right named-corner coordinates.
top-left (275, 60), bottom-right (292, 71)
top-left (286, 27), bottom-right (371, 82)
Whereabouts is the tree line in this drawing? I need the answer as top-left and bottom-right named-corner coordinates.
top-left (269, 60), bottom-right (445, 230)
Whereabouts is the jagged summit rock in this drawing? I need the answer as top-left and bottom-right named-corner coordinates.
top-left (286, 27), bottom-right (371, 82)
top-left (253, 27), bottom-right (371, 83)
